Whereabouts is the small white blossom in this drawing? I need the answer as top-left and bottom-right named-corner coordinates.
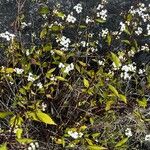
top-left (73, 3), bottom-right (82, 14)
top-left (64, 63), bottom-right (74, 74)
top-left (66, 13), bottom-right (76, 23)
top-left (57, 36), bottom-right (71, 49)
top-left (125, 128), bottom-right (132, 137)
top-left (101, 28), bottom-right (108, 38)
top-left (14, 68), bottom-right (24, 75)
top-left (85, 16), bottom-right (93, 24)
top-left (97, 9), bottom-right (107, 21)
top-left (97, 4), bottom-right (104, 10)
top-left (98, 60), bottom-right (104, 66)
top-left (41, 102), bottom-right (47, 111)
top-left (27, 72), bottom-right (36, 82)
top-left (59, 62), bottom-right (65, 68)
top-left (37, 82), bottom-right (43, 89)
top-left (26, 49), bottom-right (30, 56)
top-left (145, 134), bottom-right (150, 141)
top-left (135, 27), bottom-right (143, 35)
top-left (120, 22), bottom-right (126, 32)
top-left (147, 24), bottom-right (150, 35)
top-left (68, 131), bottom-right (83, 139)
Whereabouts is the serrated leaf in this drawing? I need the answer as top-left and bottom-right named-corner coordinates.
top-left (115, 138), bottom-right (128, 147)
top-left (83, 78), bottom-right (89, 88)
top-left (0, 143), bottom-right (7, 150)
top-left (88, 145), bottom-right (107, 150)
top-left (0, 112), bottom-right (13, 118)
top-left (119, 94), bottom-right (127, 103)
top-left (16, 138), bottom-right (33, 144)
top-left (111, 52), bottom-right (121, 68)
top-left (108, 84), bottom-right (119, 97)
top-left (36, 111), bottom-right (56, 125)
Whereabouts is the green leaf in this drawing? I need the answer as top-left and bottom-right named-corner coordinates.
top-left (107, 33), bottom-right (111, 46)
top-left (19, 88), bottom-right (26, 95)
top-left (119, 94), bottom-right (127, 103)
top-left (56, 76), bottom-right (67, 81)
top-left (5, 68), bottom-right (14, 74)
top-left (39, 6), bottom-right (49, 14)
top-left (16, 128), bottom-right (23, 139)
top-left (54, 50), bottom-right (65, 57)
top-left (83, 78), bottom-right (90, 88)
top-left (16, 138), bottom-right (33, 144)
top-left (40, 28), bottom-right (47, 39)
top-left (26, 111), bottom-right (39, 121)
top-left (43, 43), bottom-right (52, 51)
top-left (88, 145), bottom-right (107, 150)
top-left (36, 111), bottom-right (56, 125)
top-left (0, 143), bottom-right (7, 150)
top-left (46, 68), bottom-right (56, 78)
top-left (111, 52), bottom-right (121, 68)
top-left (0, 112), bottom-right (13, 118)
top-left (137, 98), bottom-right (147, 108)
top-left (108, 84), bottom-right (119, 97)
top-left (105, 100), bottom-right (114, 111)
top-left (115, 138), bottom-right (128, 147)
top-left (95, 19), bottom-right (106, 23)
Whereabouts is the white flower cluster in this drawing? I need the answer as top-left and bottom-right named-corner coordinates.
top-left (73, 3), bottom-right (82, 14)
top-left (129, 3), bottom-right (149, 22)
top-left (66, 13), bottom-right (76, 23)
top-left (121, 64), bottom-right (136, 80)
top-left (21, 22), bottom-right (31, 29)
top-left (68, 131), bottom-right (83, 139)
top-left (125, 128), bottom-right (132, 137)
top-left (27, 142), bottom-right (39, 150)
top-left (56, 36), bottom-right (71, 50)
top-left (0, 31), bottom-right (15, 41)
top-left (141, 44), bottom-right (149, 51)
top-left (59, 62), bottom-right (74, 74)
top-left (98, 60), bottom-right (105, 66)
top-left (50, 75), bottom-right (57, 81)
top-left (14, 68), bottom-right (24, 75)
top-left (97, 9), bottom-right (107, 21)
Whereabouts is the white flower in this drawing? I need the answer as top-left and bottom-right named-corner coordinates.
top-left (66, 13), bottom-right (76, 23)
top-left (68, 131), bottom-right (83, 139)
top-left (64, 63), bottom-right (74, 74)
top-left (97, 4), bottom-right (104, 10)
top-left (135, 27), bottom-right (143, 35)
top-left (120, 72), bottom-right (131, 80)
top-left (81, 41), bottom-right (88, 47)
top-left (29, 143), bottom-right (36, 150)
top-left (85, 16), bottom-right (93, 24)
top-left (120, 22), bottom-right (126, 32)
top-left (27, 72), bottom-right (36, 82)
top-left (125, 128), bottom-right (132, 137)
top-left (98, 60), bottom-right (104, 66)
top-left (35, 142), bottom-right (39, 148)
top-left (121, 64), bottom-right (136, 72)
top-left (41, 102), bottom-right (47, 111)
top-left (97, 9), bottom-right (107, 20)
top-left (147, 24), bottom-right (150, 35)
top-left (0, 31), bottom-right (15, 41)
top-left (57, 36), bottom-right (71, 49)
top-left (59, 62), bottom-right (65, 68)
top-left (101, 28), bottom-right (108, 38)
top-left (26, 49), bottom-right (30, 56)
top-left (73, 3), bottom-right (82, 14)
top-left (145, 134), bottom-right (150, 141)
top-left (37, 82), bottom-right (43, 89)
top-left (14, 68), bottom-right (24, 75)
